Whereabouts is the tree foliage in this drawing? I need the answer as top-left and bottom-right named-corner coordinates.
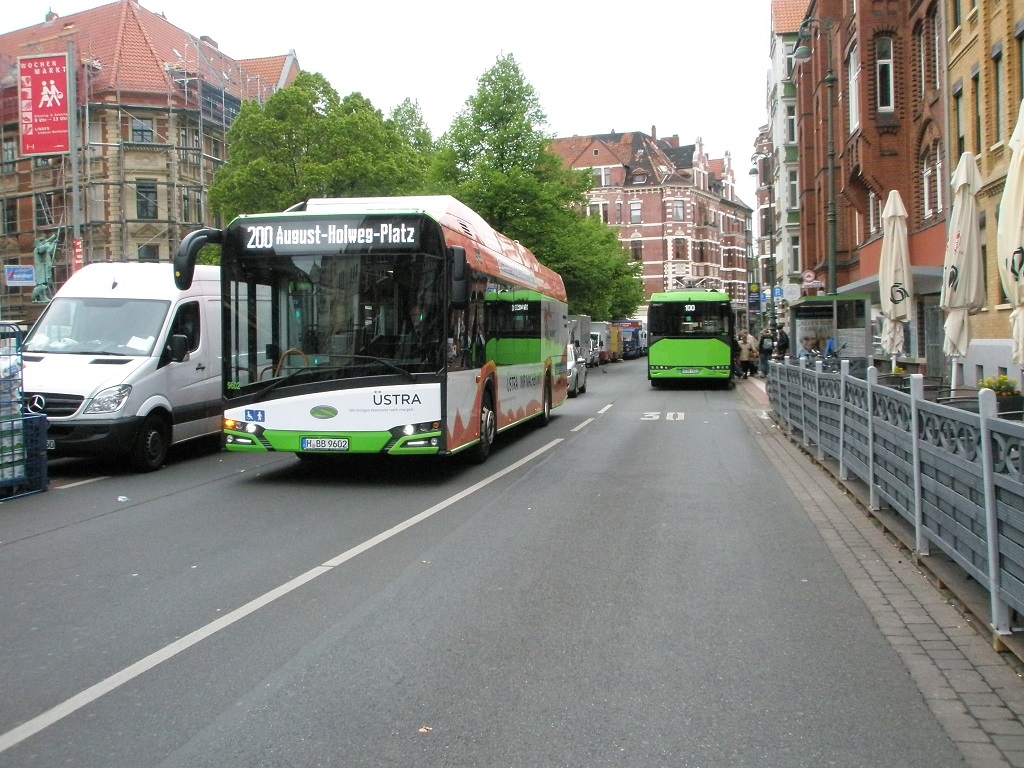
top-left (209, 61), bottom-right (644, 319)
top-left (431, 54), bottom-right (644, 319)
top-left (209, 72), bottom-right (426, 221)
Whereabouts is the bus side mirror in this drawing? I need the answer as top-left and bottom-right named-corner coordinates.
top-left (449, 245), bottom-right (467, 308)
top-left (174, 228), bottom-right (222, 290)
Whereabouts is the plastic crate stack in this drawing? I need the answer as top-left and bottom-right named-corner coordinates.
top-left (0, 323), bottom-right (48, 499)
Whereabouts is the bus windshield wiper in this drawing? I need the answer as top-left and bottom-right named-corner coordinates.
top-left (250, 356), bottom-right (416, 401)
top-left (346, 355), bottom-right (417, 382)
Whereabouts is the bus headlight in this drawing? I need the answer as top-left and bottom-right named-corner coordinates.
top-left (85, 384), bottom-right (132, 414)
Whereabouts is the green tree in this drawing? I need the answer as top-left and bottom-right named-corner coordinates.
top-left (209, 72), bottom-right (426, 221)
top-left (433, 54), bottom-right (643, 319)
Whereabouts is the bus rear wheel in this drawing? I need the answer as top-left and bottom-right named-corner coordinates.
top-left (534, 379), bottom-right (552, 427)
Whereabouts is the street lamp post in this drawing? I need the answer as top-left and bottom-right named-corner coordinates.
top-left (794, 16), bottom-right (838, 295)
top-left (750, 154), bottom-right (777, 331)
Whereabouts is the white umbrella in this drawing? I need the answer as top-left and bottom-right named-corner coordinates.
top-left (879, 190), bottom-right (914, 370)
top-left (997, 100), bottom-right (1024, 368)
top-left (940, 153), bottom-right (986, 382)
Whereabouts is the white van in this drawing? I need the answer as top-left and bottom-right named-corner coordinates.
top-left (21, 262), bottom-right (222, 471)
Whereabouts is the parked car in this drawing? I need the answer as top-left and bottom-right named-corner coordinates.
top-left (567, 341), bottom-right (587, 397)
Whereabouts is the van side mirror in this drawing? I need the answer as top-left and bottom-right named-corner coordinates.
top-left (168, 334), bottom-right (189, 363)
top-left (449, 245), bottom-right (467, 308)
top-left (174, 228), bottom-right (223, 290)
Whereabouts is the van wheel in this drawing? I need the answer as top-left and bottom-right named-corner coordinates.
top-left (467, 388), bottom-right (496, 464)
top-left (131, 414), bottom-right (170, 472)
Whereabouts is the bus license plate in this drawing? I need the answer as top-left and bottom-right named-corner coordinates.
top-left (301, 438), bottom-right (349, 451)
top-left (46, 439), bottom-right (56, 450)
top-left (680, 368), bottom-right (701, 375)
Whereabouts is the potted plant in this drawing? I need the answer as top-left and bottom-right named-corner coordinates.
top-left (979, 375), bottom-right (1024, 415)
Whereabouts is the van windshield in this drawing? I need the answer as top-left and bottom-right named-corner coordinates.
top-left (24, 297), bottom-right (170, 356)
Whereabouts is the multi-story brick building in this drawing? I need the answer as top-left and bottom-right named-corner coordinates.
top-left (0, 0), bottom-right (299, 322)
top-left (548, 130), bottom-right (753, 317)
top-left (788, 0), bottom-right (949, 375)
top-left (946, 0), bottom-right (1024, 381)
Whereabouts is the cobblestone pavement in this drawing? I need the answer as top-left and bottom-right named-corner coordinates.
top-left (737, 375), bottom-right (1024, 768)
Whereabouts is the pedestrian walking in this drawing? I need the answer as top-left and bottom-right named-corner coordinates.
top-left (758, 328), bottom-right (775, 377)
top-left (738, 329), bottom-right (758, 378)
top-left (775, 327), bottom-right (790, 358)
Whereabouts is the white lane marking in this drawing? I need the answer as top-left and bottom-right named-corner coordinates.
top-left (598, 404), bottom-right (613, 414)
top-left (0, 439), bottom-right (563, 754)
top-left (53, 477), bottom-right (109, 490)
top-left (570, 418), bottom-right (594, 433)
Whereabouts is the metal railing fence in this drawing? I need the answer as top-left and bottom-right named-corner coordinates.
top-left (768, 359), bottom-right (1024, 636)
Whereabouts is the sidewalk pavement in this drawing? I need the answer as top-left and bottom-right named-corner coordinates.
top-left (735, 373), bottom-right (1024, 768)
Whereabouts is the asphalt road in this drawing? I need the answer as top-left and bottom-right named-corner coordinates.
top-left (0, 359), bottom-right (972, 766)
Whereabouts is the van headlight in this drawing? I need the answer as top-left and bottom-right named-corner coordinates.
top-left (85, 384), bottom-right (132, 414)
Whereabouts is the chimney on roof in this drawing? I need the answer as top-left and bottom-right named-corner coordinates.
top-left (200, 35), bottom-right (219, 49)
top-left (652, 125), bottom-right (657, 140)
top-left (45, 10), bottom-right (59, 23)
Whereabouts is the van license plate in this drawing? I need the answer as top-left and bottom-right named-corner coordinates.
top-left (301, 438), bottom-right (349, 451)
top-left (46, 439), bottom-right (55, 450)
top-left (680, 368), bottom-right (701, 375)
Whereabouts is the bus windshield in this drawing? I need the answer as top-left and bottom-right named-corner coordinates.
top-left (648, 300), bottom-right (732, 337)
top-left (224, 247), bottom-right (446, 399)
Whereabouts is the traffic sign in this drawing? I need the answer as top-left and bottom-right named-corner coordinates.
top-left (773, 286), bottom-right (783, 299)
top-left (802, 270), bottom-right (815, 283)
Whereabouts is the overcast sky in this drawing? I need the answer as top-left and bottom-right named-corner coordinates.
top-left (7, 0), bottom-right (772, 207)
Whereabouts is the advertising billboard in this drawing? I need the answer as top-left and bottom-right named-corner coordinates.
top-left (18, 53), bottom-right (70, 156)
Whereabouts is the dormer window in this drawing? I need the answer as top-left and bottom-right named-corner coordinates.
top-left (632, 173), bottom-right (647, 184)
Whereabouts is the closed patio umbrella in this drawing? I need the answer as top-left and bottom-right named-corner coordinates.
top-left (997, 100), bottom-right (1024, 368)
top-left (941, 153), bottom-right (985, 382)
top-left (879, 190), bottom-right (913, 371)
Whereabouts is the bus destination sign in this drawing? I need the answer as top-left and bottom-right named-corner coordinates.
top-left (242, 219), bottom-right (420, 252)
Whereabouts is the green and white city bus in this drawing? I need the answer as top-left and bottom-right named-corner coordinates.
top-left (172, 196), bottom-right (569, 463)
top-left (646, 291), bottom-right (735, 386)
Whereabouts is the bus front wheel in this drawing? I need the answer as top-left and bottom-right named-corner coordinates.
top-left (467, 388), bottom-right (496, 464)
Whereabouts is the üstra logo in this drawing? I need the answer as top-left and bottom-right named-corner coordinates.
top-left (309, 405), bottom-right (338, 419)
top-left (372, 390), bottom-right (422, 406)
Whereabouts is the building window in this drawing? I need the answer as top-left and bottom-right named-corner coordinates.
top-left (786, 105), bottom-right (797, 143)
top-left (876, 37), bottom-right (894, 112)
top-left (615, 201), bottom-right (622, 224)
top-left (672, 238), bottom-right (688, 260)
top-left (673, 200), bottom-right (685, 221)
top-left (848, 45), bottom-right (860, 132)
top-left (2, 198), bottom-right (16, 234)
top-left (182, 189), bottom-right (191, 222)
top-left (788, 170), bottom-right (798, 208)
top-left (972, 72), bottom-right (982, 154)
top-left (630, 239), bottom-right (642, 261)
top-left (35, 192), bottom-right (54, 227)
top-left (629, 200), bottom-right (642, 224)
top-left (930, 8), bottom-right (941, 91)
top-left (954, 87), bottom-right (965, 157)
top-left (917, 26), bottom-right (926, 95)
top-left (632, 172), bottom-right (647, 185)
top-left (868, 190), bottom-right (878, 234)
top-left (593, 167), bottom-right (611, 187)
top-left (993, 49), bottom-right (1004, 143)
top-left (790, 236), bottom-right (800, 276)
top-left (922, 153), bottom-right (934, 219)
top-left (588, 201), bottom-right (609, 223)
top-left (138, 244), bottom-right (159, 262)
top-left (951, 0), bottom-right (961, 28)
top-left (131, 117), bottom-right (155, 143)
top-left (1, 139), bottom-right (15, 173)
top-left (136, 180), bottom-right (158, 220)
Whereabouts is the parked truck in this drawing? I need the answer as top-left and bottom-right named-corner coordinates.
top-left (613, 319), bottom-right (645, 359)
top-left (569, 315), bottom-right (598, 367)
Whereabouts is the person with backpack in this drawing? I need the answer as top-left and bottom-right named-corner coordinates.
top-left (758, 328), bottom-right (775, 377)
